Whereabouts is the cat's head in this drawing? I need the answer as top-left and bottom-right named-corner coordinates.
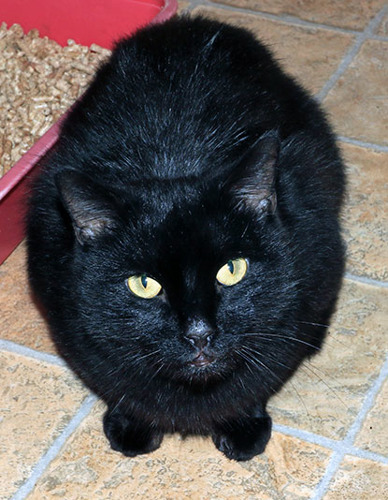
top-left (55, 132), bottom-right (299, 390)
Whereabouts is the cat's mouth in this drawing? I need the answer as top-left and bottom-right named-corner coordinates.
top-left (189, 352), bottom-right (215, 368)
top-left (173, 350), bottom-right (235, 385)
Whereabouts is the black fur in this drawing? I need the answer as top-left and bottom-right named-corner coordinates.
top-left (26, 16), bottom-right (345, 461)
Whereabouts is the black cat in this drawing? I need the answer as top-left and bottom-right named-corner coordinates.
top-left (27, 15), bottom-right (345, 461)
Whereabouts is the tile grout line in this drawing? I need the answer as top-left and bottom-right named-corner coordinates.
top-left (338, 136), bottom-right (388, 153)
top-left (371, 34), bottom-right (388, 41)
top-left (273, 424), bottom-right (388, 465)
top-left (350, 446), bottom-right (388, 465)
top-left (344, 273), bottom-right (388, 289)
top-left (273, 423), bottom-right (339, 450)
top-left (310, 353), bottom-right (388, 500)
top-left (0, 338), bottom-right (66, 367)
top-left (11, 394), bottom-right (97, 500)
top-left (187, 0), bottom-right (378, 36)
top-left (341, 355), bottom-right (388, 445)
top-left (315, 4), bottom-right (388, 102)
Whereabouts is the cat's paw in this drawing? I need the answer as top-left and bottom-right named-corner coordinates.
top-left (212, 415), bottom-right (272, 461)
top-left (103, 409), bottom-right (163, 457)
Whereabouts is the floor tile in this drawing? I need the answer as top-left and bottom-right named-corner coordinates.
top-left (29, 402), bottom-right (331, 500)
top-left (324, 40), bottom-right (388, 146)
top-left (354, 377), bottom-right (388, 457)
top-left (341, 143), bottom-right (388, 281)
top-left (323, 456), bottom-right (388, 499)
top-left (210, 0), bottom-right (386, 31)
top-left (192, 6), bottom-right (355, 94)
top-left (0, 351), bottom-right (88, 499)
top-left (0, 243), bottom-right (56, 354)
top-left (268, 280), bottom-right (388, 440)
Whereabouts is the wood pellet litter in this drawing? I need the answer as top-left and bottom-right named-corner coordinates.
top-left (0, 23), bottom-right (111, 178)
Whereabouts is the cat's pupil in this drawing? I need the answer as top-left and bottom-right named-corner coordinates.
top-left (228, 260), bottom-right (234, 274)
top-left (141, 274), bottom-right (148, 288)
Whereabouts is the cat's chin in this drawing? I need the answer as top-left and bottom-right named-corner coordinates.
top-left (170, 356), bottom-right (235, 386)
top-left (182, 365), bottom-right (223, 385)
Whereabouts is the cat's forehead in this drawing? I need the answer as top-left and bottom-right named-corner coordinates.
top-left (127, 177), bottom-right (213, 228)
top-left (133, 176), bottom-right (205, 207)
top-left (122, 180), bottom-right (251, 270)
top-left (135, 187), bottom-right (221, 247)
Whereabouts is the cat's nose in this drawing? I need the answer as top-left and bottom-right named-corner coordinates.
top-left (184, 318), bottom-right (214, 350)
top-left (185, 332), bottom-right (213, 350)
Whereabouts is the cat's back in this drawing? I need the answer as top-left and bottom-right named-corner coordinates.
top-left (54, 15), bottom-right (324, 183)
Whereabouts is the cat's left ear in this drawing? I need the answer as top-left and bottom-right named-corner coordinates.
top-left (55, 169), bottom-right (119, 245)
top-left (227, 131), bottom-right (280, 215)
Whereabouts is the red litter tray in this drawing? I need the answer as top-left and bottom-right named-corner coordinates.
top-left (0, 0), bottom-right (177, 265)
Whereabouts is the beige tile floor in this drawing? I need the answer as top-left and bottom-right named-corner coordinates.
top-left (1, 1), bottom-right (387, 498)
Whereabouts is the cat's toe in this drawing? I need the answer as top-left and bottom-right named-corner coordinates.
top-left (212, 433), bottom-right (262, 461)
top-left (212, 415), bottom-right (272, 461)
top-left (213, 433), bottom-right (241, 461)
top-left (103, 410), bottom-right (163, 457)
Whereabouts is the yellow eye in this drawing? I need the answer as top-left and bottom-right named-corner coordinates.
top-left (127, 274), bottom-right (162, 299)
top-left (216, 258), bottom-right (248, 286)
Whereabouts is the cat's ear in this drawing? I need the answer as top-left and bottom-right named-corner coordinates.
top-left (227, 131), bottom-right (280, 215)
top-left (55, 169), bottom-right (118, 245)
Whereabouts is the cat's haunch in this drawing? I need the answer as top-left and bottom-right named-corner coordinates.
top-left (27, 15), bottom-right (345, 461)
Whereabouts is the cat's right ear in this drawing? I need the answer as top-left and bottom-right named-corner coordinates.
top-left (55, 169), bottom-right (118, 245)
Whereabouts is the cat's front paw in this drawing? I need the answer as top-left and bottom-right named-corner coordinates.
top-left (103, 409), bottom-right (163, 457)
top-left (212, 415), bottom-right (272, 461)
